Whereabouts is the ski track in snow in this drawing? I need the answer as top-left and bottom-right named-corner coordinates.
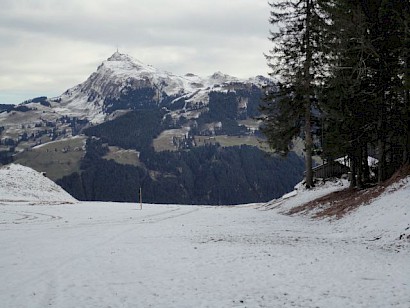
top-left (0, 201), bottom-right (409, 308)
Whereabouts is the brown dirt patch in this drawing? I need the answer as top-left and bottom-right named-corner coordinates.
top-left (383, 164), bottom-right (410, 188)
top-left (288, 164), bottom-right (410, 219)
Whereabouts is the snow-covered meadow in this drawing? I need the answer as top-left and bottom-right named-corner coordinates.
top-left (0, 164), bottom-right (409, 307)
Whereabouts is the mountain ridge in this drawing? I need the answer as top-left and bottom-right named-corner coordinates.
top-left (48, 51), bottom-right (270, 124)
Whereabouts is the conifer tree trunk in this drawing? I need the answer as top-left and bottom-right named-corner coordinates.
top-left (377, 92), bottom-right (386, 183)
top-left (357, 146), bottom-right (363, 189)
top-left (378, 135), bottom-right (386, 183)
top-left (363, 145), bottom-right (370, 183)
top-left (304, 0), bottom-right (314, 188)
top-left (304, 105), bottom-right (314, 187)
top-left (350, 154), bottom-right (357, 188)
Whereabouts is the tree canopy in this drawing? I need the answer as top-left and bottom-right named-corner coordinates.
top-left (261, 0), bottom-right (410, 188)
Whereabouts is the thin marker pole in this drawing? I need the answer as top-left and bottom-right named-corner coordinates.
top-left (139, 187), bottom-right (142, 210)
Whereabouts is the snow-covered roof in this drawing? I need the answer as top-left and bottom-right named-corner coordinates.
top-left (335, 156), bottom-right (379, 168)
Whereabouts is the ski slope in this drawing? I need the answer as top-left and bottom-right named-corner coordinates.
top-left (0, 165), bottom-right (409, 307)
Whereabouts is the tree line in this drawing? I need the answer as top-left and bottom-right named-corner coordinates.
top-left (57, 138), bottom-right (304, 204)
top-left (84, 110), bottom-right (165, 151)
top-left (260, 0), bottom-right (410, 188)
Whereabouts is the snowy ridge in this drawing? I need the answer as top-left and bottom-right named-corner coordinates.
top-left (0, 164), bottom-right (77, 204)
top-left (50, 51), bottom-right (269, 123)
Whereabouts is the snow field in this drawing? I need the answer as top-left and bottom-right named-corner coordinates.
top-left (0, 164), bottom-right (409, 307)
top-left (0, 200), bottom-right (409, 308)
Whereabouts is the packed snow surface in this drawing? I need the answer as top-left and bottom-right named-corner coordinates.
top-left (0, 166), bottom-right (409, 307)
top-left (0, 164), bottom-right (77, 204)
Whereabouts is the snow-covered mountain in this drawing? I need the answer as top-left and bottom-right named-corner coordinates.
top-left (0, 51), bottom-right (269, 148)
top-left (47, 51), bottom-right (269, 124)
top-left (0, 51), bottom-right (267, 146)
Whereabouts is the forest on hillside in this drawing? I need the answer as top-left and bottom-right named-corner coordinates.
top-left (57, 138), bottom-right (304, 204)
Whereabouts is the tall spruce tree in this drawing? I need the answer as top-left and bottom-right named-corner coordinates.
top-left (322, 0), bottom-right (410, 186)
top-left (369, 0), bottom-right (406, 181)
top-left (385, 0), bottom-right (410, 168)
top-left (321, 0), bottom-right (378, 188)
top-left (261, 0), bottom-right (331, 188)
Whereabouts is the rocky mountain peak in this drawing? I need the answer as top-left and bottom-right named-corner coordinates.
top-left (102, 51), bottom-right (149, 73)
top-left (107, 51), bottom-right (137, 63)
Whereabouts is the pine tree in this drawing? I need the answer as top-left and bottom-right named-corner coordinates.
top-left (321, 0), bottom-right (378, 187)
top-left (322, 0), bottom-right (410, 185)
top-left (261, 0), bottom-right (331, 188)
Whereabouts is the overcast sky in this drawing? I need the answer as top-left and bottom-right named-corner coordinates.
top-left (0, 0), bottom-right (272, 104)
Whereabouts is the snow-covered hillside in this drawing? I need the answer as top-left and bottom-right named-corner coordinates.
top-left (0, 165), bottom-right (409, 307)
top-left (0, 164), bottom-right (77, 204)
top-left (264, 178), bottom-right (410, 252)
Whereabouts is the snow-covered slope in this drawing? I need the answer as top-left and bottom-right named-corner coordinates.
top-left (0, 164), bottom-right (77, 203)
top-left (263, 177), bottom-right (410, 252)
top-left (0, 167), bottom-right (409, 307)
top-left (262, 179), bottom-right (349, 213)
top-left (334, 178), bottom-right (410, 252)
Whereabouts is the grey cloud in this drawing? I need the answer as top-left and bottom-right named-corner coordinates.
top-left (0, 0), bottom-right (269, 46)
top-left (0, 0), bottom-right (271, 104)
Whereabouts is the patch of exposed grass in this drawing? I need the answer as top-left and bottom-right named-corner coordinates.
top-left (13, 136), bottom-right (86, 181)
top-left (196, 135), bottom-right (272, 152)
top-left (103, 146), bottom-right (140, 167)
top-left (238, 119), bottom-right (260, 129)
top-left (154, 129), bottom-right (271, 152)
top-left (153, 129), bottom-right (187, 152)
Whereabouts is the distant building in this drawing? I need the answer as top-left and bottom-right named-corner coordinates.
top-left (312, 160), bottom-right (350, 179)
top-left (312, 156), bottom-right (378, 180)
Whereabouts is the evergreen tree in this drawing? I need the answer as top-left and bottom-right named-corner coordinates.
top-left (322, 0), bottom-right (410, 185)
top-left (260, 0), bottom-right (331, 188)
top-left (322, 0), bottom-right (378, 187)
